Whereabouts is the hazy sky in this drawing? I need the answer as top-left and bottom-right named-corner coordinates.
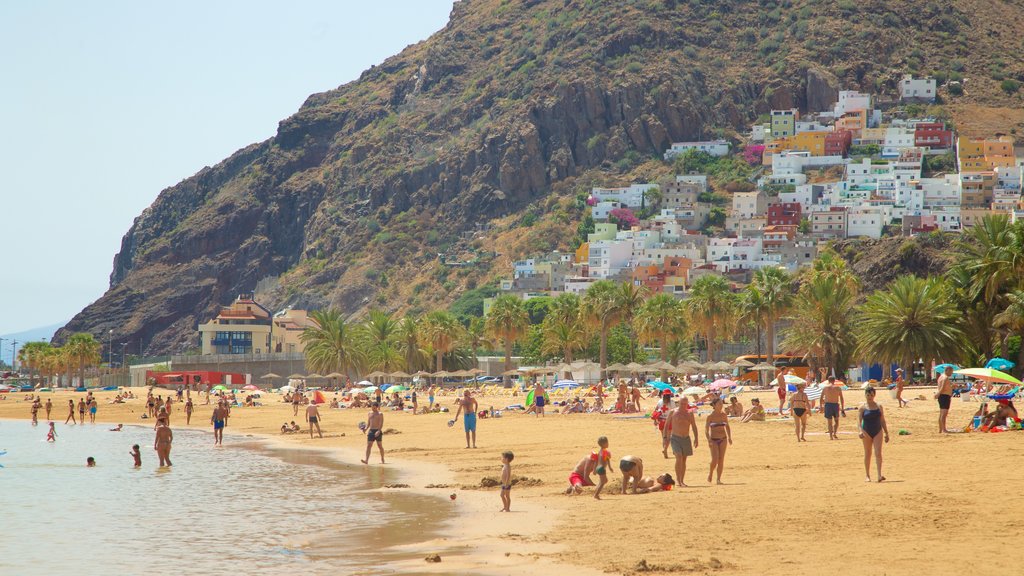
top-left (0, 0), bottom-right (454, 336)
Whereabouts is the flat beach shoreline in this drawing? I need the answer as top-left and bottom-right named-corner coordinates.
top-left (2, 385), bottom-right (1022, 575)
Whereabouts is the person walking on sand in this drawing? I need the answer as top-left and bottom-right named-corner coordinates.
top-left (89, 398), bottom-right (98, 423)
top-left (154, 421), bottom-right (173, 467)
top-left (453, 390), bottom-right (479, 448)
top-left (211, 403), bottom-right (225, 445)
top-left (184, 398), bottom-right (193, 425)
top-left (664, 395), bottom-right (698, 487)
top-left (292, 391), bottom-right (301, 416)
top-left (533, 381), bottom-right (547, 417)
top-left (411, 388), bottom-right (418, 415)
top-left (77, 398), bottom-right (86, 424)
top-left (790, 382), bottom-right (810, 442)
top-left (705, 398), bottom-right (732, 485)
top-left (858, 386), bottom-right (889, 482)
top-left (894, 368), bottom-right (908, 408)
top-left (45, 398), bottom-right (52, 420)
top-left (31, 399), bottom-right (39, 425)
top-left (306, 402), bottom-right (323, 439)
top-left (651, 391), bottom-right (673, 458)
top-left (936, 366), bottom-right (953, 433)
top-left (775, 368), bottom-right (788, 417)
top-left (362, 402), bottom-right (385, 464)
top-left (499, 451), bottom-right (514, 512)
top-left (428, 385), bottom-right (435, 413)
top-left (821, 376), bottom-right (845, 440)
top-left (65, 399), bottom-right (77, 425)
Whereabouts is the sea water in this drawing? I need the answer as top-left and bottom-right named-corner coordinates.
top-left (0, 420), bottom-right (448, 575)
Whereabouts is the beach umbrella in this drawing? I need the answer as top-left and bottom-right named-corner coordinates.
top-left (985, 357), bottom-right (1016, 371)
top-left (682, 386), bottom-right (706, 396)
top-left (433, 370), bottom-right (452, 378)
top-left (933, 364), bottom-right (959, 373)
top-left (412, 371), bottom-right (432, 377)
top-left (325, 372), bottom-right (344, 379)
top-left (260, 373), bottom-right (281, 380)
top-left (357, 380), bottom-right (373, 386)
top-left (361, 386), bottom-right (377, 395)
top-left (647, 381), bottom-right (676, 392)
top-left (710, 361), bottom-right (734, 372)
top-left (242, 385), bottom-right (259, 391)
top-left (625, 362), bottom-right (646, 372)
top-left (390, 371), bottom-right (411, 379)
top-left (384, 385), bottom-right (407, 394)
top-left (278, 385), bottom-right (293, 393)
top-left (954, 368), bottom-right (1022, 386)
top-left (307, 373), bottom-right (323, 379)
top-left (709, 378), bottom-right (736, 390)
top-left (551, 380), bottom-right (580, 389)
top-left (287, 373), bottom-right (306, 380)
top-left (605, 363), bottom-right (629, 372)
top-left (784, 374), bottom-right (806, 385)
top-left (365, 371), bottom-right (389, 379)
top-left (751, 362), bottom-right (777, 372)
top-left (212, 385), bottom-right (229, 391)
top-left (733, 358), bottom-right (755, 368)
top-left (501, 369), bottom-right (521, 376)
top-left (647, 361), bottom-right (676, 372)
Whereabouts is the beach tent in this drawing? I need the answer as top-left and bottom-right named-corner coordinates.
top-left (313, 390), bottom-right (327, 404)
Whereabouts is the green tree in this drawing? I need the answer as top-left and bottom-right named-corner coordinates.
top-left (422, 311), bottom-right (465, 377)
top-left (634, 293), bottom-right (686, 379)
top-left (465, 317), bottom-right (493, 358)
top-left (17, 341), bottom-right (52, 387)
top-left (524, 296), bottom-right (553, 325)
top-left (994, 290), bottom-right (1024, 376)
top-left (301, 310), bottom-right (365, 376)
top-left (582, 280), bottom-right (622, 376)
top-left (65, 333), bottom-right (101, 388)
top-left (486, 295), bottom-right (530, 385)
top-left (359, 310), bottom-right (403, 372)
top-left (856, 276), bottom-right (965, 377)
top-left (396, 316), bottom-right (426, 372)
top-left (685, 275), bottom-right (738, 362)
top-left (616, 281), bottom-right (649, 362)
top-left (750, 267), bottom-right (794, 366)
top-left (540, 294), bottom-right (587, 374)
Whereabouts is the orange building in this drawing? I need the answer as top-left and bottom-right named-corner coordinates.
top-left (957, 136), bottom-right (1015, 172)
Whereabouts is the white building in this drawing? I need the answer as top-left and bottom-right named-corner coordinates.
top-left (846, 207), bottom-right (886, 238)
top-left (796, 120), bottom-right (831, 133)
top-left (592, 201), bottom-right (623, 220)
top-left (591, 183), bottom-right (658, 209)
top-left (919, 174), bottom-right (961, 209)
top-left (881, 127), bottom-right (917, 158)
top-left (833, 90), bottom-right (872, 117)
top-left (664, 140), bottom-right (730, 160)
top-left (780, 184), bottom-right (827, 212)
top-left (732, 191), bottom-right (767, 219)
top-left (750, 124), bottom-right (769, 142)
top-left (898, 75), bottom-right (937, 102)
top-left (587, 240), bottom-right (633, 278)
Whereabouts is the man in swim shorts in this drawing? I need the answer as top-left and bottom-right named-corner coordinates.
top-left (565, 455), bottom-right (596, 495)
top-left (306, 402), bottom-right (323, 439)
top-left (936, 365), bottom-right (953, 433)
top-left (211, 403), bottom-right (225, 445)
top-left (664, 396), bottom-right (698, 486)
top-left (533, 381), bottom-right (547, 417)
top-left (619, 455), bottom-right (645, 494)
top-left (362, 402), bottom-right (385, 464)
top-left (453, 390), bottom-right (479, 448)
top-left (821, 376), bottom-right (846, 440)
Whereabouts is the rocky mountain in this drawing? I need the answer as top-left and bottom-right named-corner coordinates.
top-left (58, 0), bottom-right (1024, 354)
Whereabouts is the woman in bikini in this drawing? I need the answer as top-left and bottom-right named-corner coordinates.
top-left (790, 383), bottom-right (810, 442)
top-left (705, 398), bottom-right (732, 484)
top-left (857, 386), bottom-right (889, 483)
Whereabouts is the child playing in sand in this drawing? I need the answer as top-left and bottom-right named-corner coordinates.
top-left (46, 422), bottom-right (57, 442)
top-left (130, 445), bottom-right (142, 467)
top-left (499, 451), bottom-right (514, 512)
top-left (592, 436), bottom-right (614, 500)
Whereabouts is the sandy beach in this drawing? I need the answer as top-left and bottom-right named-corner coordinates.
top-left (2, 386), bottom-right (1020, 575)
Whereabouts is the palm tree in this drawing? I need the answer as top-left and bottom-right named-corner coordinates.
top-left (396, 316), bottom-right (426, 371)
top-left (422, 311), bottom-right (464, 378)
top-left (782, 251), bottom-right (859, 377)
top-left (948, 264), bottom-right (999, 364)
top-left (300, 309), bottom-right (364, 376)
top-left (750, 267), bottom-right (794, 366)
top-left (465, 317), bottom-right (493, 359)
top-left (65, 333), bottom-right (101, 388)
top-left (582, 280), bottom-right (622, 377)
top-left (615, 282), bottom-right (649, 362)
top-left (360, 310), bottom-right (403, 372)
top-left (685, 275), bottom-right (738, 362)
top-left (485, 295), bottom-right (530, 385)
top-left (634, 293), bottom-right (686, 362)
top-left (856, 276), bottom-right (965, 378)
top-left (18, 341), bottom-right (51, 387)
top-left (994, 290), bottom-right (1024, 376)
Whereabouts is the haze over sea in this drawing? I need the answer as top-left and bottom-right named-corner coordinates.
top-left (0, 420), bottom-right (446, 575)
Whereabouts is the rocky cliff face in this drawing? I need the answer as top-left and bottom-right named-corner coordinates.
top-left (57, 0), bottom-right (1023, 354)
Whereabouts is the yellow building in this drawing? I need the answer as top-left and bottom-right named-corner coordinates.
top-left (575, 242), bottom-right (589, 264)
top-left (958, 136), bottom-right (1015, 172)
top-left (764, 131), bottom-right (827, 163)
top-left (198, 294), bottom-right (314, 355)
top-left (835, 110), bottom-right (867, 139)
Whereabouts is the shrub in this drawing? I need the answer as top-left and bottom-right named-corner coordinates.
top-left (1001, 79), bottom-right (1020, 95)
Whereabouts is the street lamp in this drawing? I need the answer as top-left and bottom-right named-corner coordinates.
top-left (108, 329), bottom-right (113, 372)
top-left (0, 338), bottom-right (6, 370)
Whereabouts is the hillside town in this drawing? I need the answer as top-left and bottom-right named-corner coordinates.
top-left (494, 74), bottom-right (1020, 301)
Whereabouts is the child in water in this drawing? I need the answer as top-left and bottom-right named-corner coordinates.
top-left (592, 436), bottom-right (614, 500)
top-left (499, 451), bottom-right (514, 512)
top-left (86, 457), bottom-right (96, 467)
top-left (130, 445), bottom-right (142, 467)
top-left (46, 422), bottom-right (57, 442)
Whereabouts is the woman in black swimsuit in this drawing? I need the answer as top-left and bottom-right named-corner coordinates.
top-left (858, 386), bottom-right (889, 483)
top-left (790, 383), bottom-right (810, 442)
top-left (705, 398), bottom-right (732, 485)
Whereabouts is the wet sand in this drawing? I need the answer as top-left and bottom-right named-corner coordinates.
top-left (1, 386), bottom-right (1019, 575)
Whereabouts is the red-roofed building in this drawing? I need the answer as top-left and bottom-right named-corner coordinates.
top-left (914, 122), bottom-right (953, 150)
top-left (825, 130), bottom-right (853, 157)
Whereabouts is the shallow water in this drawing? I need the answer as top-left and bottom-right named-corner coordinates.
top-left (0, 420), bottom-right (449, 575)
